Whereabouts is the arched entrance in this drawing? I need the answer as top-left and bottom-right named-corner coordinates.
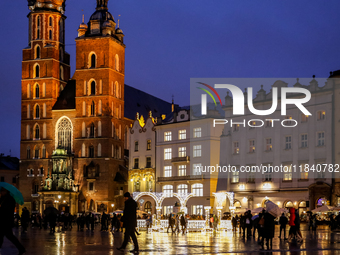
top-left (144, 201), bottom-right (152, 214)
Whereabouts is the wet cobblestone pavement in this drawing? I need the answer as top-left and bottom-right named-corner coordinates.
top-left (1, 224), bottom-right (340, 255)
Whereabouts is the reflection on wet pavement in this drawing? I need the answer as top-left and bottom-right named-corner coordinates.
top-left (1, 224), bottom-right (340, 254)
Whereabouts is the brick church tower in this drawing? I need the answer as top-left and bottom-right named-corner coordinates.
top-left (20, 0), bottom-right (129, 214)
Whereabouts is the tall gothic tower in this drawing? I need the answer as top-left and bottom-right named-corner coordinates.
top-left (20, 0), bottom-right (71, 212)
top-left (71, 0), bottom-right (127, 212)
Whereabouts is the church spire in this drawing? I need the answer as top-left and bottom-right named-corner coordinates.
top-left (96, 0), bottom-right (109, 10)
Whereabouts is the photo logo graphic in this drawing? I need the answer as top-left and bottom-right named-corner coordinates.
top-left (199, 83), bottom-right (312, 116)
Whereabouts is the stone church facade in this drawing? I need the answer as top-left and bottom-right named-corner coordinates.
top-left (20, 0), bottom-right (132, 214)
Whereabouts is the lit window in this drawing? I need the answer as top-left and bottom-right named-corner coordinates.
top-left (285, 136), bottom-right (292, 150)
top-left (178, 147), bottom-right (186, 157)
top-left (163, 185), bottom-right (173, 197)
top-left (178, 165), bottom-right (186, 176)
top-left (317, 111), bottom-right (326, 120)
top-left (164, 148), bottom-right (172, 160)
top-left (193, 145), bottom-right (201, 157)
top-left (301, 114), bottom-right (309, 123)
top-left (301, 134), bottom-right (308, 148)
top-left (249, 140), bottom-right (255, 153)
top-left (164, 131), bottom-right (172, 141)
top-left (266, 120), bottom-right (273, 127)
top-left (300, 163), bottom-right (308, 179)
top-left (233, 141), bottom-right (239, 154)
top-left (164, 166), bottom-right (172, 177)
top-left (179, 130), bottom-right (186, 140)
top-left (192, 163), bottom-right (201, 175)
top-left (147, 140), bottom-right (151, 150)
top-left (232, 171), bottom-right (239, 183)
top-left (177, 184), bottom-right (188, 195)
top-left (233, 124), bottom-right (240, 132)
top-left (283, 165), bottom-right (292, 181)
top-left (317, 132), bottom-right (325, 146)
top-left (192, 183), bottom-right (203, 196)
top-left (193, 127), bottom-right (201, 138)
top-left (266, 138), bottom-right (272, 151)
top-left (192, 205), bottom-right (203, 215)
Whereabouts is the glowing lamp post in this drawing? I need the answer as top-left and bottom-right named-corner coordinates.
top-left (204, 206), bottom-right (211, 229)
top-left (111, 204), bottom-right (114, 212)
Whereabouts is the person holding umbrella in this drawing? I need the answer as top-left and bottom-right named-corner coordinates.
top-left (0, 186), bottom-right (26, 254)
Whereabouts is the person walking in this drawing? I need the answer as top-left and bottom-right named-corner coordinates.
top-left (263, 212), bottom-right (275, 250)
top-left (174, 215), bottom-right (180, 234)
top-left (21, 207), bottom-right (30, 233)
top-left (0, 187), bottom-right (26, 255)
top-left (279, 213), bottom-right (288, 240)
top-left (167, 214), bottom-right (174, 233)
top-left (232, 216), bottom-right (237, 232)
top-left (116, 192), bottom-right (139, 254)
top-left (180, 214), bottom-right (187, 234)
top-left (245, 210), bottom-right (252, 237)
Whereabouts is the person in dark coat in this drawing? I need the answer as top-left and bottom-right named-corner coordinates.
top-left (263, 212), bottom-right (275, 250)
top-left (49, 212), bottom-right (57, 234)
top-left (167, 214), bottom-right (174, 233)
top-left (232, 216), bottom-right (237, 232)
top-left (240, 213), bottom-right (246, 238)
top-left (245, 210), bottom-right (252, 237)
top-left (116, 192), bottom-right (139, 253)
top-left (0, 187), bottom-right (26, 254)
top-left (89, 213), bottom-right (95, 232)
top-left (279, 213), bottom-right (288, 239)
top-left (21, 207), bottom-right (30, 233)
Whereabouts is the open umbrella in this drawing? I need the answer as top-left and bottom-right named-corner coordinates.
top-left (265, 200), bottom-right (281, 218)
top-left (0, 182), bottom-right (24, 205)
top-left (312, 205), bottom-right (334, 213)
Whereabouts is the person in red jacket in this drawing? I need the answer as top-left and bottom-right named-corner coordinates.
top-left (287, 207), bottom-right (296, 242)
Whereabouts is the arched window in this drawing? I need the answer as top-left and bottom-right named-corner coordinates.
top-left (34, 64), bottom-right (40, 78)
top-left (60, 66), bottom-right (64, 80)
top-left (89, 145), bottom-right (94, 158)
top-left (49, 30), bottom-right (52, 40)
top-left (177, 184), bottom-right (188, 195)
top-left (90, 54), bottom-right (96, 68)
top-left (49, 16), bottom-right (52, 26)
top-left (34, 145), bottom-right (40, 159)
top-left (163, 185), bottom-right (173, 197)
top-left (35, 84), bottom-right (39, 98)
top-left (34, 104), bottom-right (40, 119)
top-left (90, 123), bottom-right (95, 138)
top-left (98, 143), bottom-right (102, 157)
top-left (91, 101), bottom-right (95, 116)
top-left (27, 146), bottom-right (31, 159)
top-left (98, 121), bottom-right (102, 137)
top-left (34, 124), bottom-right (40, 139)
top-left (91, 81), bottom-right (96, 95)
top-left (115, 54), bottom-right (119, 71)
top-left (192, 183), bottom-right (203, 196)
top-left (35, 46), bottom-right (40, 59)
top-left (56, 117), bottom-right (72, 152)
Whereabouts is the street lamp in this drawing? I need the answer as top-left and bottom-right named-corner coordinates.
top-left (111, 203), bottom-right (114, 212)
top-left (58, 195), bottom-right (61, 199)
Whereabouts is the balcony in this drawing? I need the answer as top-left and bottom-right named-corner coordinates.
top-left (171, 156), bottom-right (190, 163)
top-left (158, 174), bottom-right (204, 182)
